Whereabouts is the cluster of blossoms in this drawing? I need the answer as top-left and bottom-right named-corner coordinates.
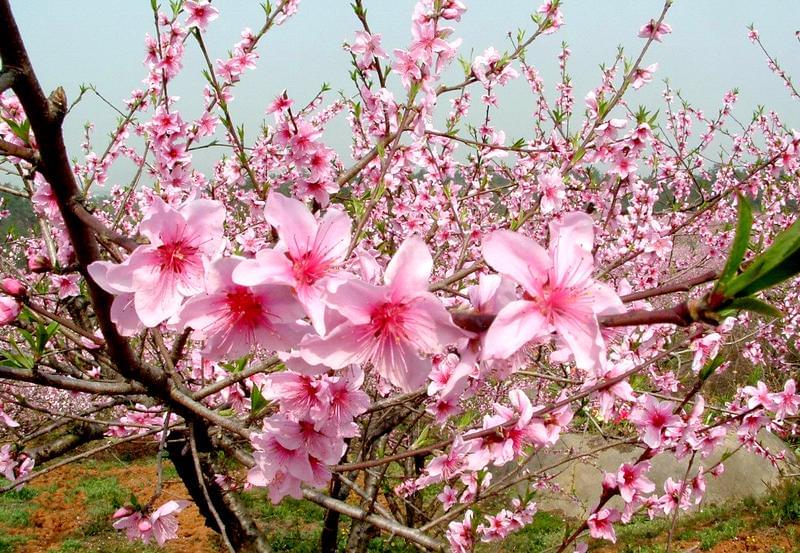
top-left (247, 367), bottom-right (369, 502)
top-left (2, 0), bottom-right (800, 551)
top-left (0, 445), bottom-right (33, 490)
top-left (86, 186), bottom-right (619, 508)
top-left (106, 403), bottom-right (177, 439)
top-left (112, 500), bottom-right (190, 546)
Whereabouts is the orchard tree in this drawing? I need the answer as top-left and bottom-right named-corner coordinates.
top-left (0, 0), bottom-right (799, 551)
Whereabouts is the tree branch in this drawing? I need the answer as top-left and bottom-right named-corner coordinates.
top-left (0, 364), bottom-right (144, 394)
top-left (302, 488), bottom-right (446, 552)
top-left (620, 270), bottom-right (718, 303)
top-left (0, 138), bottom-right (38, 162)
top-left (0, 67), bottom-right (17, 93)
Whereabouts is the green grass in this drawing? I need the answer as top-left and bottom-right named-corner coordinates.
top-left (46, 535), bottom-right (165, 553)
top-left (618, 545), bottom-right (666, 553)
top-left (366, 536), bottom-right (419, 552)
top-left (477, 511), bottom-right (565, 552)
top-left (0, 533), bottom-right (28, 553)
top-left (0, 485), bottom-right (38, 528)
top-left (678, 516), bottom-right (743, 550)
top-left (70, 477), bottom-right (131, 536)
top-left (239, 490), bottom-right (426, 552)
top-left (610, 479), bottom-right (800, 552)
top-left (763, 479), bottom-right (800, 527)
top-left (615, 514), bottom-right (671, 543)
top-left (240, 490), bottom-right (325, 551)
top-left (2, 458), bottom-right (799, 553)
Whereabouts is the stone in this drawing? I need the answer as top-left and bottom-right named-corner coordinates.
top-left (516, 431), bottom-right (797, 518)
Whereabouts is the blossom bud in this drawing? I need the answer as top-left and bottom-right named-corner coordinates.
top-left (602, 472), bottom-right (618, 491)
top-left (27, 253), bottom-right (51, 273)
top-left (112, 506), bottom-right (134, 520)
top-left (0, 278), bottom-right (27, 297)
top-left (137, 519), bottom-right (152, 532)
top-left (0, 296), bottom-right (21, 326)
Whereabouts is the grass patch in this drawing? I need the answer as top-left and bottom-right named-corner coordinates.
top-left (47, 538), bottom-right (83, 553)
top-left (478, 511), bottom-right (565, 552)
top-left (46, 535), bottom-right (165, 553)
top-left (0, 485), bottom-right (38, 528)
top-left (616, 515), bottom-right (671, 542)
top-left (161, 461), bottom-right (179, 480)
top-left (696, 517), bottom-right (744, 551)
top-left (763, 479), bottom-right (800, 527)
top-left (0, 533), bottom-right (28, 553)
top-left (366, 536), bottom-right (419, 552)
top-left (70, 477), bottom-right (131, 536)
top-left (240, 490), bottom-right (326, 551)
top-left (241, 490), bottom-right (324, 524)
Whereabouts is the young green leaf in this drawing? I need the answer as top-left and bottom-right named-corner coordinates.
top-left (725, 217), bottom-right (800, 297)
top-left (251, 385), bottom-right (267, 413)
top-left (699, 353), bottom-right (726, 381)
top-left (720, 296), bottom-right (783, 319)
top-left (715, 194), bottom-right (753, 291)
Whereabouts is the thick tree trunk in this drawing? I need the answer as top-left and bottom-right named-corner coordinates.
top-left (25, 421), bottom-right (105, 464)
top-left (320, 476), bottom-right (344, 553)
top-left (167, 425), bottom-right (271, 553)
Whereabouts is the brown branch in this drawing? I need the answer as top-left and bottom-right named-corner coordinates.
top-left (302, 488), bottom-right (446, 551)
top-left (0, 138), bottom-right (38, 162)
top-left (0, 67), bottom-right (17, 92)
top-left (600, 305), bottom-right (695, 327)
top-left (192, 355), bottom-right (280, 401)
top-left (451, 305), bottom-right (697, 332)
top-left (0, 427), bottom-right (169, 493)
top-left (0, 1), bottom-right (250, 443)
top-left (69, 200), bottom-right (138, 252)
top-left (189, 425), bottom-right (236, 553)
top-left (25, 420), bottom-right (106, 464)
top-left (620, 270), bottom-right (718, 303)
top-left (337, 132), bottom-right (397, 188)
top-left (428, 261), bottom-right (484, 292)
top-left (0, 0), bottom-right (164, 392)
top-left (24, 300), bottom-right (105, 345)
top-left (0, 364), bottom-right (144, 395)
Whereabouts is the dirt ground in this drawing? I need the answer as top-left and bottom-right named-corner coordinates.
top-left (594, 517), bottom-right (800, 553)
top-left (5, 455), bottom-right (218, 552)
top-left (1, 446), bottom-right (798, 552)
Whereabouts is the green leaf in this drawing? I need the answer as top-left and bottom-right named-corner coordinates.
top-left (725, 217), bottom-right (800, 297)
top-left (2, 117), bottom-right (30, 143)
top-left (571, 145), bottom-right (586, 165)
top-left (456, 409), bottom-right (477, 430)
top-left (409, 424), bottom-right (431, 450)
top-left (251, 385), bottom-right (267, 413)
top-left (18, 329), bottom-right (36, 352)
top-left (716, 194), bottom-right (753, 291)
top-left (699, 353), bottom-right (726, 381)
top-left (721, 296), bottom-right (783, 319)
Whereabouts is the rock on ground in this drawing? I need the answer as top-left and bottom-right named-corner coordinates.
top-left (517, 431), bottom-right (797, 518)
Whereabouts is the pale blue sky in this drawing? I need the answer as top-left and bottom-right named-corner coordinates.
top-left (7, 1), bottom-right (800, 183)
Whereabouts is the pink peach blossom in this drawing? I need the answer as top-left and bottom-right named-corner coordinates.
top-left (300, 237), bottom-right (464, 391)
top-left (178, 257), bottom-right (305, 360)
top-left (482, 212), bottom-right (622, 369)
top-left (99, 197), bottom-right (225, 327)
top-left (233, 193), bottom-right (350, 335)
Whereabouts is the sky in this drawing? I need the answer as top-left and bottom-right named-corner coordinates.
top-left (6, 1), bottom-right (800, 184)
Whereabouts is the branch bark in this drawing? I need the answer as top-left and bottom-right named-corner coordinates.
top-left (0, 365), bottom-right (144, 395)
top-left (0, 137), bottom-right (38, 162)
top-left (302, 488), bottom-right (446, 552)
